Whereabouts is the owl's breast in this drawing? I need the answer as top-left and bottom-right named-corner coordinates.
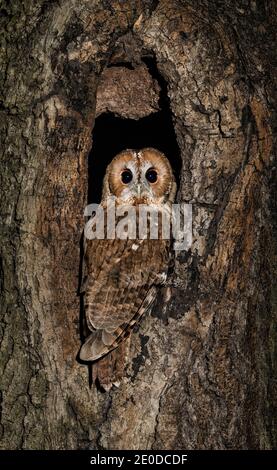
top-left (102, 237), bottom-right (169, 288)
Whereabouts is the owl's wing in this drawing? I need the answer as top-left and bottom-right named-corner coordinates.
top-left (79, 285), bottom-right (157, 361)
top-left (79, 237), bottom-right (169, 362)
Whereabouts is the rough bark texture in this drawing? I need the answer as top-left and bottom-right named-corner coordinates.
top-left (0, 0), bottom-right (276, 450)
top-left (96, 63), bottom-right (160, 118)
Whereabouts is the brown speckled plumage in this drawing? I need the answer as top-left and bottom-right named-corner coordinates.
top-left (80, 148), bottom-right (176, 390)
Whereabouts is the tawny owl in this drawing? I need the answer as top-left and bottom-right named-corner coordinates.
top-left (80, 148), bottom-right (176, 390)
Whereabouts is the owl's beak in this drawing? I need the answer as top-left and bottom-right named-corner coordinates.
top-left (134, 183), bottom-right (149, 197)
top-left (136, 183), bottom-right (141, 197)
top-left (134, 183), bottom-right (149, 201)
top-left (133, 182), bottom-right (148, 198)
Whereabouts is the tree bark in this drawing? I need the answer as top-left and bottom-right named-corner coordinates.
top-left (0, 0), bottom-right (276, 449)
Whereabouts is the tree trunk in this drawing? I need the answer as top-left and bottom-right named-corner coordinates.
top-left (0, 0), bottom-right (276, 450)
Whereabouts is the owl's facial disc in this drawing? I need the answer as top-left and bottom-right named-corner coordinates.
top-left (105, 148), bottom-right (176, 205)
top-left (123, 165), bottom-right (156, 202)
top-left (120, 167), bottom-right (151, 202)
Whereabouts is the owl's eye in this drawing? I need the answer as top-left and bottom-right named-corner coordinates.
top-left (145, 168), bottom-right (158, 183)
top-left (121, 169), bottom-right (133, 184)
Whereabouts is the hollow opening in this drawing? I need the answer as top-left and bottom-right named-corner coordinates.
top-left (88, 57), bottom-right (182, 204)
top-left (80, 55), bottom-right (182, 378)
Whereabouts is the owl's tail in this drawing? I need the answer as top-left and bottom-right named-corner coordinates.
top-left (92, 340), bottom-right (129, 391)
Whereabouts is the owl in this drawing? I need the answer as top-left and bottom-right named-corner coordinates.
top-left (80, 148), bottom-right (176, 390)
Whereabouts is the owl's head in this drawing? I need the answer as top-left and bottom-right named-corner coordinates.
top-left (102, 148), bottom-right (176, 205)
